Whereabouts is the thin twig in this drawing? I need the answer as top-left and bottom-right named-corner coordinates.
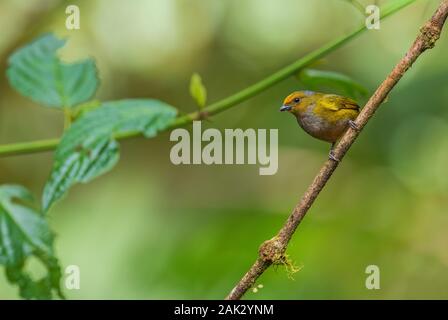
top-left (0, 0), bottom-right (416, 157)
top-left (226, 0), bottom-right (448, 300)
top-left (344, 0), bottom-right (366, 14)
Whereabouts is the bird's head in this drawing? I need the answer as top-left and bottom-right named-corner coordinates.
top-left (280, 90), bottom-right (315, 115)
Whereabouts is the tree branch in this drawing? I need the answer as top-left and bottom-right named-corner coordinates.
top-left (226, 0), bottom-right (448, 300)
top-left (0, 0), bottom-right (415, 157)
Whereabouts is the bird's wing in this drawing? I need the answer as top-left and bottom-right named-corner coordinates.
top-left (320, 94), bottom-right (360, 111)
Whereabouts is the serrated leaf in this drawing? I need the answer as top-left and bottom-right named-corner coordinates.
top-left (43, 99), bottom-right (178, 212)
top-left (6, 33), bottom-right (98, 109)
top-left (297, 69), bottom-right (368, 99)
top-left (189, 73), bottom-right (207, 109)
top-left (0, 185), bottom-right (63, 299)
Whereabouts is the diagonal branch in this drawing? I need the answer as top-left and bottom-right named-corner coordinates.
top-left (226, 0), bottom-right (448, 300)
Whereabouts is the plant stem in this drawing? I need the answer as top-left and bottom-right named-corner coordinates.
top-left (0, 0), bottom-right (415, 158)
top-left (0, 138), bottom-right (60, 157)
top-left (225, 0), bottom-right (448, 300)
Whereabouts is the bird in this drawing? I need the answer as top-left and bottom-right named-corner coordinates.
top-left (280, 90), bottom-right (360, 161)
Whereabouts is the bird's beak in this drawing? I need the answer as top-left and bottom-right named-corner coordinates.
top-left (280, 105), bottom-right (292, 112)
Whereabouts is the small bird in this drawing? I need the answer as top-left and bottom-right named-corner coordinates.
top-left (280, 90), bottom-right (360, 161)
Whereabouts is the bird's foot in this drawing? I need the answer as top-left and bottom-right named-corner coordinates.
top-left (348, 120), bottom-right (360, 131)
top-left (328, 150), bottom-right (340, 162)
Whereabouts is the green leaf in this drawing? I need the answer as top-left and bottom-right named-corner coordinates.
top-left (0, 185), bottom-right (63, 299)
top-left (6, 33), bottom-right (98, 109)
top-left (297, 69), bottom-right (368, 99)
top-left (189, 73), bottom-right (207, 109)
top-left (43, 99), bottom-right (178, 212)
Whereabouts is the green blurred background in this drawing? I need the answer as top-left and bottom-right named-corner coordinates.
top-left (1, 0), bottom-right (448, 299)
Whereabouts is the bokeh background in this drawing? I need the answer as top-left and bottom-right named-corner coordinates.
top-left (1, 0), bottom-right (448, 299)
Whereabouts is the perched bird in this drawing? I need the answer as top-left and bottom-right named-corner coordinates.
top-left (280, 90), bottom-right (360, 161)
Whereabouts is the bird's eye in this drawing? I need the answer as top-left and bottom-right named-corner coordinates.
top-left (294, 97), bottom-right (300, 103)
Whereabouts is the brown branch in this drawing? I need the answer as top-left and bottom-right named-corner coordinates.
top-left (226, 0), bottom-right (448, 300)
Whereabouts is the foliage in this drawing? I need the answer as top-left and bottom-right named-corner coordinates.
top-left (42, 99), bottom-right (177, 212)
top-left (297, 69), bottom-right (368, 100)
top-left (0, 185), bottom-right (63, 299)
top-left (7, 34), bottom-right (98, 109)
top-left (189, 73), bottom-right (207, 109)
top-left (3, 33), bottom-right (178, 298)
